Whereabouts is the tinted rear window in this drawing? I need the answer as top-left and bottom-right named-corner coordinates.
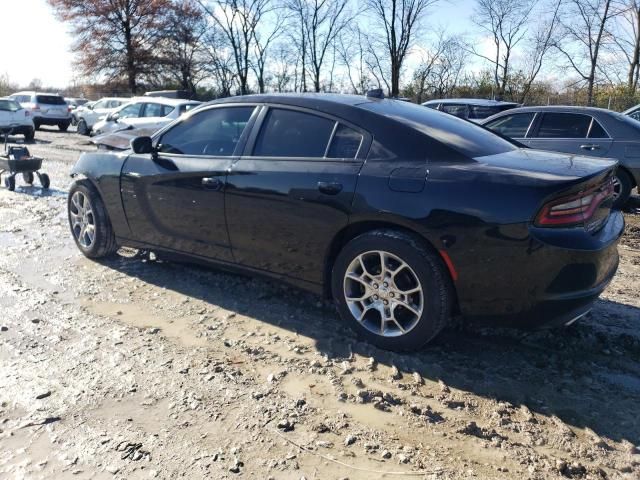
top-left (36, 95), bottom-right (66, 105)
top-left (536, 113), bottom-right (591, 138)
top-left (363, 100), bottom-right (516, 158)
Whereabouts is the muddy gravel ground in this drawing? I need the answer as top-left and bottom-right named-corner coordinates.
top-left (1, 128), bottom-right (640, 480)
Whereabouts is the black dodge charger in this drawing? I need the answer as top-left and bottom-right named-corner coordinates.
top-left (68, 94), bottom-right (624, 351)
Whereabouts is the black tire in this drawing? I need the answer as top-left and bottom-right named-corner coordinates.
top-left (68, 180), bottom-right (118, 258)
top-left (39, 173), bottom-right (50, 189)
top-left (34, 121), bottom-right (41, 131)
top-left (613, 169), bottom-right (633, 209)
top-left (24, 128), bottom-right (35, 142)
top-left (4, 176), bottom-right (15, 191)
top-left (331, 229), bottom-right (453, 352)
top-left (22, 172), bottom-right (34, 184)
top-left (77, 119), bottom-right (88, 136)
top-left (58, 122), bottom-right (70, 132)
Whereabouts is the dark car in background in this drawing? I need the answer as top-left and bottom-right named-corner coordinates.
top-left (482, 106), bottom-right (640, 208)
top-left (67, 94), bottom-right (623, 351)
top-left (422, 98), bottom-right (520, 122)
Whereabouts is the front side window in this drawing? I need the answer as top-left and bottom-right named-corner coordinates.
top-left (485, 113), bottom-right (535, 138)
top-left (118, 103), bottom-right (143, 119)
top-left (158, 106), bottom-right (255, 156)
top-left (253, 108), bottom-right (335, 157)
top-left (536, 113), bottom-right (592, 138)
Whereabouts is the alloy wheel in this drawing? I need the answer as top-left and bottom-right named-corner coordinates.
top-left (343, 250), bottom-right (424, 337)
top-left (69, 191), bottom-right (96, 248)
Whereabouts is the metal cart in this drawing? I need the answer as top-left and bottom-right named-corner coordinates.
top-left (0, 126), bottom-right (49, 191)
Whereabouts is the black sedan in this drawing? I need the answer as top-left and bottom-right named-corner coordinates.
top-left (67, 94), bottom-right (624, 351)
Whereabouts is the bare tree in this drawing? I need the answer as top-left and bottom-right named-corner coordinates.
top-left (160, 0), bottom-right (208, 94)
top-left (337, 26), bottom-right (373, 94)
top-left (364, 0), bottom-right (436, 97)
top-left (612, 0), bottom-right (640, 92)
top-left (252, 14), bottom-right (284, 93)
top-left (48, 0), bottom-right (171, 94)
top-left (202, 28), bottom-right (238, 97)
top-left (470, 0), bottom-right (537, 98)
top-left (285, 0), bottom-right (352, 92)
top-left (198, 0), bottom-right (277, 95)
top-left (514, 0), bottom-right (561, 102)
top-left (555, 0), bottom-right (618, 105)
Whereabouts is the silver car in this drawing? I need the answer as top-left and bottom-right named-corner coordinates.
top-left (9, 91), bottom-right (71, 131)
top-left (482, 106), bottom-right (640, 207)
top-left (423, 98), bottom-right (520, 123)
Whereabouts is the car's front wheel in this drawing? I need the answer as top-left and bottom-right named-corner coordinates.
top-left (77, 119), bottom-right (89, 136)
top-left (68, 180), bottom-right (118, 258)
top-left (332, 230), bottom-right (453, 351)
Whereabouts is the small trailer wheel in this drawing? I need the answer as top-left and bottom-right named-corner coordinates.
top-left (22, 172), bottom-right (34, 184)
top-left (5, 175), bottom-right (15, 191)
top-left (39, 173), bottom-right (50, 190)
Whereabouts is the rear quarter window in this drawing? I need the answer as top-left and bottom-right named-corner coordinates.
top-left (364, 100), bottom-right (517, 158)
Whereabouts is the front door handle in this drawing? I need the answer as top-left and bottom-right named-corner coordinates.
top-left (317, 181), bottom-right (343, 195)
top-left (580, 144), bottom-right (601, 151)
top-left (202, 177), bottom-right (222, 190)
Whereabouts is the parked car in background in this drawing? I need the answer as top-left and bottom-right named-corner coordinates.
top-left (422, 98), bottom-right (520, 122)
top-left (623, 104), bottom-right (640, 122)
top-left (9, 91), bottom-right (71, 131)
top-left (144, 90), bottom-right (191, 99)
top-left (67, 93), bottom-right (622, 351)
top-left (65, 97), bottom-right (89, 110)
top-left (75, 97), bottom-right (129, 135)
top-left (482, 106), bottom-right (640, 208)
top-left (0, 97), bottom-right (35, 141)
top-left (91, 97), bottom-right (201, 136)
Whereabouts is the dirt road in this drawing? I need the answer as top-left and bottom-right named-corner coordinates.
top-left (1, 128), bottom-right (639, 479)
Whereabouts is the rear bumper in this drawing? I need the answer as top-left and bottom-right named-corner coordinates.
top-left (455, 211), bottom-right (624, 327)
top-left (34, 116), bottom-right (70, 125)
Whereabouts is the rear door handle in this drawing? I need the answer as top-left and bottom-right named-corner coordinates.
top-left (202, 177), bottom-right (222, 190)
top-left (317, 181), bottom-right (343, 195)
top-left (580, 144), bottom-right (601, 151)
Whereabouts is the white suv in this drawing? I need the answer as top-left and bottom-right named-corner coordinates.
top-left (75, 97), bottom-right (130, 135)
top-left (92, 98), bottom-right (201, 136)
top-left (0, 97), bottom-right (35, 140)
top-left (10, 91), bottom-right (71, 131)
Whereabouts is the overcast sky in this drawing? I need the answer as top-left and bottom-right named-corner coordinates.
top-left (0, 0), bottom-right (474, 89)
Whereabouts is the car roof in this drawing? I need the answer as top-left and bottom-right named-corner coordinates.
top-left (127, 96), bottom-right (201, 106)
top-left (422, 98), bottom-right (520, 106)
top-left (11, 91), bottom-right (64, 97)
top-left (206, 93), bottom-right (378, 108)
top-left (494, 105), bottom-right (613, 114)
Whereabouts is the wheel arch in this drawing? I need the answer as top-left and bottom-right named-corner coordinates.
top-left (323, 220), bottom-right (460, 312)
top-left (618, 164), bottom-right (638, 187)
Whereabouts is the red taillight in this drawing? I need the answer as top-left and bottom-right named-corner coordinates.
top-left (535, 179), bottom-right (614, 227)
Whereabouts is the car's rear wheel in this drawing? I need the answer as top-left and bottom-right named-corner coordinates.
top-left (332, 230), bottom-right (453, 351)
top-left (68, 180), bottom-right (117, 258)
top-left (24, 128), bottom-right (34, 141)
top-left (58, 122), bottom-right (70, 132)
top-left (612, 169), bottom-right (633, 209)
top-left (77, 119), bottom-right (89, 136)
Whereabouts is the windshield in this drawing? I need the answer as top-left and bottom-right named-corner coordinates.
top-left (0, 99), bottom-right (21, 112)
top-left (36, 95), bottom-right (66, 105)
top-left (362, 100), bottom-right (517, 158)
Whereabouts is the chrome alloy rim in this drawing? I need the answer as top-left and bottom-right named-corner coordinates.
top-left (343, 250), bottom-right (424, 337)
top-left (612, 176), bottom-right (621, 200)
top-left (69, 191), bottom-right (95, 248)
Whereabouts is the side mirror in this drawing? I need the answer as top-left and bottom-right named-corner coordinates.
top-left (130, 136), bottom-right (154, 155)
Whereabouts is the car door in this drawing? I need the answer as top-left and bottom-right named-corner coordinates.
top-left (225, 106), bottom-right (370, 284)
top-left (483, 112), bottom-right (537, 145)
top-left (527, 112), bottom-right (613, 157)
top-left (120, 105), bottom-right (259, 261)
